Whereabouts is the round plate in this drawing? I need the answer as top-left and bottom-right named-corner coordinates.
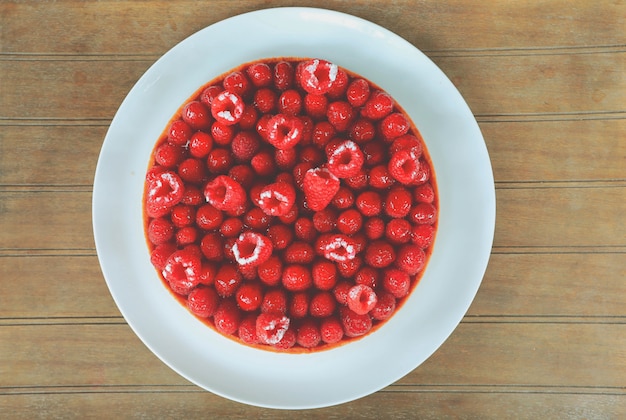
top-left (93, 7), bottom-right (495, 409)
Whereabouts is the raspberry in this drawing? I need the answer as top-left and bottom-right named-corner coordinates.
top-left (370, 292), bottom-right (397, 321)
top-left (162, 249), bottom-right (202, 295)
top-left (176, 226), bottom-right (198, 246)
top-left (154, 142), bottom-right (185, 168)
top-left (355, 191), bottom-right (382, 217)
top-left (182, 100), bottom-right (212, 130)
top-left (231, 131), bottom-right (260, 162)
top-left (147, 217), bottom-right (174, 245)
top-left (223, 71), bottom-right (251, 97)
top-left (330, 186), bottom-right (354, 209)
top-left (189, 131), bottom-right (213, 158)
top-left (150, 242), bottom-right (177, 271)
top-left (409, 202), bottom-right (438, 226)
top-left (354, 266), bottom-right (379, 289)
top-left (267, 224), bottom-right (293, 250)
top-left (386, 218), bottom-right (412, 244)
top-left (213, 299), bottom-right (242, 335)
top-left (250, 150), bottom-right (276, 176)
top-left (296, 319), bottom-right (322, 348)
top-left (326, 140), bottom-right (364, 179)
top-left (380, 112), bottom-right (410, 140)
top-left (312, 121), bottom-right (336, 148)
top-left (349, 118), bottom-right (376, 144)
top-left (180, 185), bottom-right (204, 206)
top-left (238, 314), bottom-right (260, 345)
top-left (236, 282), bottom-right (263, 311)
top-left (327, 68), bottom-right (349, 99)
top-left (214, 264), bottom-right (243, 298)
top-left (274, 61), bottom-right (294, 90)
top-left (255, 182), bottom-right (296, 216)
top-left (284, 242), bottom-right (315, 264)
top-left (195, 204), bottom-right (223, 231)
top-left (364, 217), bottom-right (385, 240)
top-left (204, 175), bottom-right (246, 213)
top-left (243, 207), bottom-right (272, 230)
top-left (327, 101), bottom-right (355, 132)
top-left (396, 244), bottom-right (426, 275)
top-left (261, 288), bottom-right (288, 314)
top-left (365, 240), bottom-right (396, 268)
top-left (312, 208), bottom-right (337, 233)
top-left (167, 119), bottom-right (193, 146)
top-left (211, 121), bottom-right (236, 146)
top-left (312, 260), bottom-right (338, 291)
top-left (347, 284), bottom-right (378, 315)
top-left (320, 316), bottom-right (344, 344)
top-left (304, 94), bottom-right (328, 119)
top-left (232, 231), bottom-right (273, 267)
top-left (390, 134), bottom-right (423, 157)
top-left (246, 62), bottom-right (272, 87)
top-left (340, 306), bottom-right (373, 337)
top-left (411, 223), bottom-right (436, 248)
top-left (385, 186), bottom-right (413, 218)
top-left (362, 140), bottom-right (386, 167)
top-left (199, 85), bottom-right (222, 108)
top-left (346, 78), bottom-right (370, 107)
top-left (253, 88), bottom-right (277, 114)
top-left (256, 313), bottom-right (291, 345)
top-left (302, 167), bottom-right (340, 212)
top-left (278, 89), bottom-right (302, 115)
top-left (282, 265), bottom-right (312, 292)
top-left (317, 234), bottom-right (357, 262)
top-left (389, 148), bottom-right (424, 185)
top-left (414, 183), bottom-right (435, 204)
top-left (294, 217), bottom-right (316, 241)
top-left (275, 147), bottom-right (297, 170)
top-left (219, 217), bottom-right (243, 237)
top-left (344, 170), bottom-right (369, 190)
top-left (414, 159), bottom-right (431, 185)
top-left (336, 208), bottom-right (363, 235)
top-left (200, 232), bottom-right (223, 261)
top-left (257, 256), bottom-right (283, 286)
top-left (361, 90), bottom-right (394, 120)
top-left (382, 268), bottom-right (411, 298)
top-left (187, 286), bottom-right (219, 318)
top-left (298, 59), bottom-right (339, 94)
top-left (265, 114), bottom-right (304, 149)
top-left (333, 280), bottom-right (352, 305)
top-left (239, 105), bottom-right (259, 130)
top-left (278, 204), bottom-right (299, 225)
top-left (300, 145), bottom-right (325, 166)
top-left (178, 158), bottom-right (207, 184)
top-left (198, 262), bottom-right (217, 286)
top-left (310, 291), bottom-right (337, 318)
top-left (369, 165), bottom-right (395, 189)
top-left (273, 327), bottom-right (297, 350)
top-left (206, 148), bottom-right (233, 174)
top-left (289, 292), bottom-right (310, 318)
top-left (336, 255), bottom-right (362, 278)
top-left (211, 91), bottom-right (245, 125)
top-left (145, 170), bottom-right (184, 218)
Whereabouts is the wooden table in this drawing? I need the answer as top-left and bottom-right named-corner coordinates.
top-left (1, 1), bottom-right (624, 418)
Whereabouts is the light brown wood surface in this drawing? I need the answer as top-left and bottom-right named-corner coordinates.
top-left (1, 1), bottom-right (624, 418)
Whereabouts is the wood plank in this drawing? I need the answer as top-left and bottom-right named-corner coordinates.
top-left (1, 1), bottom-right (624, 54)
top-left (0, 51), bottom-right (624, 120)
top-left (0, 391), bottom-right (623, 419)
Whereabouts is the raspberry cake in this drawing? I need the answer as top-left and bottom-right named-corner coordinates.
top-left (144, 58), bottom-right (438, 352)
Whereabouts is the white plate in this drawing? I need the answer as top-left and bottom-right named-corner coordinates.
top-left (93, 7), bottom-right (495, 409)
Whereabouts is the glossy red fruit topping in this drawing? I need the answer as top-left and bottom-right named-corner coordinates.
top-left (298, 59), bottom-right (339, 94)
top-left (282, 265), bottom-right (312, 292)
top-left (232, 231), bottom-right (273, 268)
top-left (347, 284), bottom-right (378, 315)
top-left (256, 312), bottom-right (290, 345)
top-left (411, 223), bottom-right (436, 248)
top-left (162, 249), bottom-right (202, 295)
top-left (302, 167), bottom-right (340, 212)
top-left (382, 268), bottom-right (411, 298)
top-left (370, 292), bottom-right (397, 321)
top-left (211, 91), bottom-right (245, 125)
top-left (340, 306), bottom-right (373, 337)
top-left (388, 149), bottom-right (422, 185)
top-left (261, 288), bottom-right (288, 314)
top-left (167, 119), bottom-right (193, 146)
top-left (284, 241), bottom-right (315, 264)
top-left (223, 71), bottom-right (251, 97)
top-left (364, 240), bottom-right (396, 268)
top-left (317, 234), bottom-right (357, 262)
top-left (238, 314), bottom-right (260, 345)
top-left (380, 112), bottom-right (410, 140)
top-left (187, 286), bottom-right (219, 318)
top-left (214, 264), bottom-right (243, 298)
top-left (266, 114), bottom-right (304, 150)
top-left (255, 182), bottom-right (296, 216)
top-left (178, 158), bottom-right (207, 184)
top-left (312, 259), bottom-right (338, 291)
top-left (296, 319), bottom-right (322, 348)
top-left (310, 291), bottom-right (337, 318)
top-left (257, 255), bottom-right (283, 287)
top-left (147, 217), bottom-right (174, 245)
top-left (150, 243), bottom-right (177, 271)
top-left (346, 78), bottom-right (370, 107)
top-left (213, 299), bottom-right (241, 335)
top-left (273, 61), bottom-right (294, 90)
top-left (410, 202), bottom-right (438, 225)
top-left (320, 316), bottom-right (344, 344)
top-left (336, 208), bottom-right (363, 235)
top-left (356, 191), bottom-right (382, 217)
top-left (326, 101), bottom-right (355, 132)
top-left (203, 175), bottom-right (246, 212)
top-left (235, 282), bottom-right (263, 311)
top-left (188, 131), bottom-right (213, 158)
top-left (246, 62), bottom-right (272, 87)
top-left (385, 186), bottom-right (413, 218)
top-left (231, 131), bottom-right (261, 162)
top-left (413, 183), bottom-right (435, 204)
top-left (361, 90), bottom-right (394, 120)
top-left (182, 100), bottom-right (212, 130)
top-left (145, 170), bottom-right (184, 218)
top-left (278, 89), bottom-right (302, 115)
top-left (396, 244), bottom-right (426, 275)
top-left (385, 218), bottom-right (412, 244)
top-left (326, 140), bottom-right (364, 178)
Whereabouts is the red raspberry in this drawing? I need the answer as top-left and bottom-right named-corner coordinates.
top-left (347, 284), bottom-right (378, 315)
top-left (302, 167), bottom-right (341, 212)
top-left (175, 226), bottom-right (198, 246)
top-left (349, 118), bottom-right (376, 144)
top-left (278, 89), bottom-right (302, 115)
top-left (145, 170), bottom-right (184, 218)
top-left (243, 207), bottom-right (271, 230)
top-left (211, 91), bottom-right (245, 125)
top-left (317, 234), bottom-right (357, 263)
top-left (390, 134), bottom-right (423, 156)
top-left (289, 292), bottom-right (310, 318)
top-left (386, 218), bottom-right (412, 244)
top-left (256, 312), bottom-right (291, 345)
top-left (205, 148), bottom-right (231, 174)
top-left (195, 204), bottom-right (223, 231)
top-left (344, 170), bottom-right (369, 191)
top-left (370, 292), bottom-right (397, 321)
top-left (250, 150), bottom-right (276, 176)
top-left (354, 266), bottom-right (379, 289)
top-left (167, 119), bottom-right (193, 146)
top-left (211, 121), bottom-right (235, 146)
top-left (409, 203), bottom-right (438, 225)
top-left (340, 306), bottom-right (373, 338)
top-left (312, 121), bottom-right (336, 148)
top-left (336, 255), bottom-right (362, 278)
top-left (274, 61), bottom-right (294, 90)
top-left (257, 256), bottom-right (283, 286)
top-left (246, 62), bottom-right (272, 87)
top-left (312, 208), bottom-right (337, 233)
top-left (362, 140), bottom-right (386, 166)
top-left (275, 147), bottom-right (297, 170)
top-left (150, 242), bottom-right (177, 271)
top-left (187, 286), bottom-right (219, 318)
top-left (200, 232), bottom-right (223, 261)
top-left (310, 291), bottom-right (337, 318)
top-left (296, 319), bottom-right (322, 348)
top-left (361, 90), bottom-right (394, 120)
top-left (204, 175), bottom-right (246, 212)
top-left (253, 88), bottom-right (277, 114)
top-left (213, 299), bottom-right (241, 335)
top-left (214, 264), bottom-right (243, 298)
top-left (178, 158), bottom-right (207, 184)
top-left (327, 101), bottom-right (355, 132)
top-left (327, 68), bottom-right (349, 99)
top-left (232, 231), bottom-right (273, 268)
top-left (320, 316), bottom-right (344, 344)
top-left (298, 59), bottom-right (339, 94)
top-left (231, 131), bottom-right (260, 162)
top-left (382, 268), bottom-right (411, 298)
top-left (346, 78), bottom-right (370, 107)
top-left (365, 240), bottom-right (396, 268)
top-left (226, 165), bottom-right (254, 189)
top-left (300, 115), bottom-right (314, 145)
top-left (239, 105), bottom-right (259, 130)
top-left (154, 142), bottom-right (185, 168)
top-left (180, 185), bottom-right (204, 206)
top-left (292, 161), bottom-right (313, 189)
top-left (199, 84), bottom-right (222, 108)
top-left (388, 149), bottom-right (422, 185)
top-left (396, 244), bottom-right (426, 275)
top-left (411, 223), bottom-right (436, 248)
top-left (274, 327), bottom-right (297, 350)
top-left (265, 114), bottom-right (304, 150)
top-left (380, 112), bottom-right (410, 140)
top-left (294, 217), bottom-right (316, 241)
top-left (238, 314), bottom-right (260, 345)
top-left (223, 71), bottom-right (251, 97)
top-left (284, 242), bottom-right (315, 264)
top-left (333, 280), bottom-right (352, 306)
top-left (182, 100), bottom-right (212, 130)
top-left (326, 140), bottom-right (364, 179)
top-left (236, 282), bottom-right (263, 311)
top-left (414, 183), bottom-right (435, 204)
top-left (261, 288), bottom-right (288, 314)
top-left (304, 94), bottom-right (328, 119)
top-left (255, 182), bottom-right (296, 216)
top-left (189, 131), bottom-right (213, 158)
top-left (219, 217), bottom-right (243, 237)
top-left (336, 208), bottom-right (363, 235)
top-left (312, 260), bottom-right (338, 291)
top-left (300, 145), bottom-right (325, 166)
top-left (330, 186), bottom-right (354, 209)
top-left (162, 249), bottom-right (201, 295)
top-left (279, 205), bottom-right (299, 225)
top-left (369, 165), bottom-right (395, 189)
top-left (414, 159), bottom-right (431, 185)
top-left (282, 265), bottom-right (312, 292)
top-left (147, 217), bottom-right (174, 245)
top-left (355, 191), bottom-right (382, 217)
top-left (385, 186), bottom-right (413, 218)
top-left (351, 232), bottom-right (368, 254)
top-left (267, 224), bottom-right (293, 250)
top-left (198, 262), bottom-right (217, 286)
